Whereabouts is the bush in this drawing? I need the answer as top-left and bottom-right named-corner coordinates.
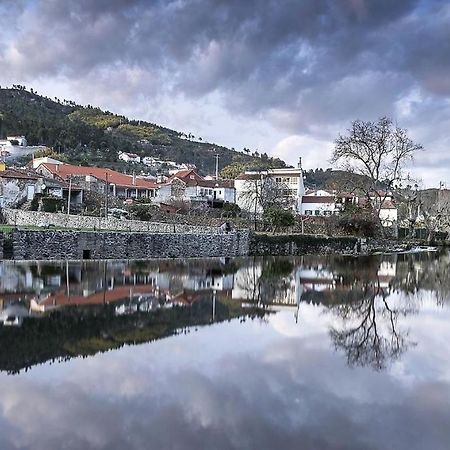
top-left (263, 207), bottom-right (295, 233)
top-left (41, 197), bottom-right (64, 213)
top-left (336, 205), bottom-right (377, 237)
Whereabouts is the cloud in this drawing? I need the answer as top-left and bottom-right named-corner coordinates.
top-left (0, 0), bottom-right (449, 184)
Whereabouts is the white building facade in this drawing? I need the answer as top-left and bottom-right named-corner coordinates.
top-left (235, 164), bottom-right (305, 214)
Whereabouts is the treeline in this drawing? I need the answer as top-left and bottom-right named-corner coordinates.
top-left (0, 87), bottom-right (272, 174)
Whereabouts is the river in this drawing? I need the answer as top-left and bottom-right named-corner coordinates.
top-left (0, 252), bottom-right (449, 449)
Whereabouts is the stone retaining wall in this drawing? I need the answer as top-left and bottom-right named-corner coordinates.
top-left (11, 229), bottom-right (250, 260)
top-left (3, 209), bottom-right (222, 234)
top-left (250, 233), bottom-right (359, 255)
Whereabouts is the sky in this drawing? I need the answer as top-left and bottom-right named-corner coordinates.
top-left (0, 0), bottom-right (449, 186)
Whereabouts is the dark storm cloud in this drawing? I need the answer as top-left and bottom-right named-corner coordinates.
top-left (1, 0), bottom-right (449, 175)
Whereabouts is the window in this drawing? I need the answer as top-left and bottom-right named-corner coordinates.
top-left (305, 210), bottom-right (312, 215)
top-left (275, 177), bottom-right (282, 183)
top-left (314, 210), bottom-right (320, 216)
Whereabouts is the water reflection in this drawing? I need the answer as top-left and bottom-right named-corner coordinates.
top-left (0, 252), bottom-right (448, 374)
top-left (0, 253), bottom-right (450, 449)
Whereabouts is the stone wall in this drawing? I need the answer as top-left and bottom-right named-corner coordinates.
top-left (3, 209), bottom-right (223, 234)
top-left (250, 233), bottom-right (359, 255)
top-left (11, 229), bottom-right (250, 260)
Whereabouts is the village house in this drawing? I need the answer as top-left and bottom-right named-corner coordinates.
top-left (370, 191), bottom-right (398, 226)
top-left (118, 151), bottom-right (141, 164)
top-left (35, 162), bottom-right (157, 200)
top-left (7, 136), bottom-right (28, 146)
top-left (301, 190), bottom-right (358, 216)
top-left (156, 169), bottom-right (235, 206)
top-left (0, 136), bottom-right (28, 148)
top-left (235, 162), bottom-right (305, 214)
top-left (0, 164), bottom-right (83, 209)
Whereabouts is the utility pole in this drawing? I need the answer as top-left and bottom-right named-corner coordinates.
top-left (105, 172), bottom-right (109, 218)
top-left (215, 153), bottom-right (219, 180)
top-left (67, 175), bottom-right (72, 215)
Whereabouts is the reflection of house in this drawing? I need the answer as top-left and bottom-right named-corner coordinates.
top-left (157, 169), bottom-right (235, 205)
top-left (36, 162), bottom-right (157, 200)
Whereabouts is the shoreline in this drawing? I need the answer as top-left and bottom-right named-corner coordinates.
top-left (0, 228), bottom-right (444, 260)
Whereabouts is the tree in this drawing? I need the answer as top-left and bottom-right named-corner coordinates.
top-left (332, 117), bottom-right (422, 235)
top-left (263, 207), bottom-right (295, 233)
top-left (238, 175), bottom-right (293, 230)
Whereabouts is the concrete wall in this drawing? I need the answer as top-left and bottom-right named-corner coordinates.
top-left (11, 229), bottom-right (250, 260)
top-left (3, 209), bottom-right (223, 234)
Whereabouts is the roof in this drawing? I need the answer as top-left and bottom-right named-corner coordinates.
top-left (235, 173), bottom-right (262, 180)
top-left (302, 196), bottom-right (335, 204)
top-left (39, 163), bottom-right (156, 189)
top-left (380, 200), bottom-right (397, 210)
top-left (0, 168), bottom-right (39, 180)
top-left (163, 169), bottom-right (234, 189)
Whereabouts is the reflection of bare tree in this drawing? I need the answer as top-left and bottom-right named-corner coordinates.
top-left (329, 279), bottom-right (416, 370)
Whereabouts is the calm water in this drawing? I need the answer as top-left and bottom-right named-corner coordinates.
top-left (0, 253), bottom-right (449, 449)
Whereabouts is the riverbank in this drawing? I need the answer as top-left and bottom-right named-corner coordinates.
top-left (0, 228), bottom-right (439, 260)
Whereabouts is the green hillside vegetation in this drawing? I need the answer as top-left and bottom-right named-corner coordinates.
top-left (0, 86), bottom-right (286, 174)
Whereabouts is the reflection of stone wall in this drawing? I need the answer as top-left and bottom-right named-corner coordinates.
top-left (3, 209), bottom-right (222, 234)
top-left (11, 229), bottom-right (250, 260)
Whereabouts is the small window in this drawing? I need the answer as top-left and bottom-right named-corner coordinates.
top-left (83, 249), bottom-right (91, 259)
top-left (314, 210), bottom-right (320, 216)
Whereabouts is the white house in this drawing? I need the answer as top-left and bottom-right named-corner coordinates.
top-left (119, 152), bottom-right (141, 163)
top-left (156, 169), bottom-right (235, 205)
top-left (235, 161), bottom-right (305, 214)
top-left (301, 190), bottom-right (337, 216)
top-left (6, 136), bottom-right (27, 146)
top-left (31, 156), bottom-right (64, 169)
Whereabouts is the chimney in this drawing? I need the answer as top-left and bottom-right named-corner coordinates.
top-left (298, 157), bottom-right (302, 169)
top-left (132, 171), bottom-right (136, 186)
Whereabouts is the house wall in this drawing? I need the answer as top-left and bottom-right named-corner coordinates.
top-left (235, 179), bottom-right (264, 214)
top-left (379, 208), bottom-right (398, 226)
top-left (300, 201), bottom-right (336, 216)
top-left (214, 187), bottom-right (235, 203)
top-left (0, 178), bottom-right (36, 208)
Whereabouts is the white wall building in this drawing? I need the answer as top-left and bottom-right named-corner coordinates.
top-left (235, 162), bottom-right (305, 214)
top-left (156, 169), bottom-right (235, 205)
top-left (6, 136), bottom-right (27, 146)
top-left (118, 152), bottom-right (141, 163)
top-left (301, 190), bottom-right (337, 216)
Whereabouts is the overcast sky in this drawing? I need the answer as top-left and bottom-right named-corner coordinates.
top-left (1, 0), bottom-right (449, 185)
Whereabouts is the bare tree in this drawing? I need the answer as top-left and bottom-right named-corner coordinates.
top-left (238, 174), bottom-right (292, 230)
top-left (332, 117), bottom-right (423, 235)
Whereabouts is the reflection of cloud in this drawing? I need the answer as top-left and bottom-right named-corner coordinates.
top-left (0, 306), bottom-right (450, 449)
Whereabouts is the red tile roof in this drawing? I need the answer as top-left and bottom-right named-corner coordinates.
top-left (40, 163), bottom-right (156, 189)
top-left (0, 168), bottom-right (39, 180)
top-left (163, 169), bottom-right (234, 189)
top-left (302, 196), bottom-right (335, 203)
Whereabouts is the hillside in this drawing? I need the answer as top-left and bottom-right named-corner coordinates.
top-left (0, 87), bottom-right (286, 174)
